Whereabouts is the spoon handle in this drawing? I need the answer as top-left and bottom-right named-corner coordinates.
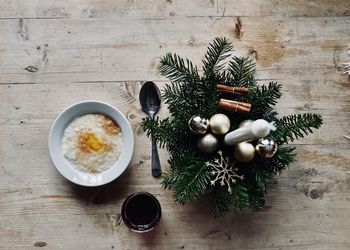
top-left (151, 140), bottom-right (162, 177)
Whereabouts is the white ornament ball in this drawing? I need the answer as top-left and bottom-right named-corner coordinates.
top-left (209, 113), bottom-right (231, 135)
top-left (234, 142), bottom-right (255, 162)
top-left (197, 133), bottom-right (219, 154)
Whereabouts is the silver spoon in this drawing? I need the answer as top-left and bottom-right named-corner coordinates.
top-left (139, 81), bottom-right (162, 177)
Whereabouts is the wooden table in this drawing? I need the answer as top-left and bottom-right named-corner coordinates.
top-left (1, 0), bottom-right (350, 249)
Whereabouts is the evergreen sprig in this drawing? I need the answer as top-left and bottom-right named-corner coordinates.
top-left (206, 186), bottom-right (234, 217)
top-left (142, 38), bottom-right (323, 216)
top-left (159, 53), bottom-right (200, 83)
top-left (267, 146), bottom-right (296, 174)
top-left (202, 37), bottom-right (233, 77)
top-left (163, 153), bottom-right (212, 204)
top-left (271, 113), bottom-right (323, 144)
top-left (247, 82), bottom-right (282, 120)
top-left (228, 56), bottom-right (256, 87)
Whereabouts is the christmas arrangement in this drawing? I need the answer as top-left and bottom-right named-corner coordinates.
top-left (142, 38), bottom-right (323, 216)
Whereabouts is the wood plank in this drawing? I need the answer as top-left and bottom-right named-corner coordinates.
top-left (0, 0), bottom-right (348, 19)
top-left (0, 81), bottom-right (348, 149)
top-left (0, 16), bottom-right (349, 84)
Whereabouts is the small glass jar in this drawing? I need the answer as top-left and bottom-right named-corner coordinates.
top-left (121, 192), bottom-right (161, 233)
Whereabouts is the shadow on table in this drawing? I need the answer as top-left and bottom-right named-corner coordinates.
top-left (157, 191), bottom-right (281, 242)
top-left (67, 166), bottom-right (133, 205)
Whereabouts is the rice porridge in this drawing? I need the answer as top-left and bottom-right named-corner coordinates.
top-left (62, 114), bottom-right (123, 174)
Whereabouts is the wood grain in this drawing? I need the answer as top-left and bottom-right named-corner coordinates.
top-left (0, 0), bottom-right (349, 19)
top-left (0, 16), bottom-right (349, 84)
top-left (0, 0), bottom-right (350, 249)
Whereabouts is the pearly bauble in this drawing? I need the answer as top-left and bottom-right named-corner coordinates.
top-left (209, 113), bottom-right (230, 135)
top-left (234, 142), bottom-right (255, 162)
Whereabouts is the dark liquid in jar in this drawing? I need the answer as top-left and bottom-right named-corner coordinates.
top-left (121, 192), bottom-right (161, 232)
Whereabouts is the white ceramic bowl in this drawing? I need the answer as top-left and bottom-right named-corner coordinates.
top-left (48, 100), bottom-right (134, 186)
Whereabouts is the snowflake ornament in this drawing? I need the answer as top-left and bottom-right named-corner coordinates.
top-left (206, 151), bottom-right (244, 194)
top-left (344, 62), bottom-right (350, 76)
top-left (344, 48), bottom-right (350, 76)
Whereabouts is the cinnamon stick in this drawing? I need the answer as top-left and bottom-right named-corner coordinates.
top-left (216, 84), bottom-right (249, 95)
top-left (219, 99), bottom-right (251, 114)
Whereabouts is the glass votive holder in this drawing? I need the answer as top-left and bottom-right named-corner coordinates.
top-left (121, 192), bottom-right (161, 233)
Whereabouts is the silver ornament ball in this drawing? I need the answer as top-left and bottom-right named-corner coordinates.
top-left (234, 142), bottom-right (255, 162)
top-left (255, 138), bottom-right (278, 158)
top-left (188, 115), bottom-right (209, 134)
top-left (197, 133), bottom-right (218, 154)
top-left (209, 113), bottom-right (231, 135)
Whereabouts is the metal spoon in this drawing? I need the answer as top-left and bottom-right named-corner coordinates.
top-left (139, 81), bottom-right (162, 177)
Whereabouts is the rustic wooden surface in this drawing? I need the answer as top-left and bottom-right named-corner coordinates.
top-left (1, 0), bottom-right (350, 249)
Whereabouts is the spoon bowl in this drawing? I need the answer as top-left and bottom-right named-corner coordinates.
top-left (139, 81), bottom-right (161, 118)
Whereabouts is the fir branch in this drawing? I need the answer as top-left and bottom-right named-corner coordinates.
top-left (162, 152), bottom-right (212, 205)
top-left (162, 81), bottom-right (211, 117)
top-left (141, 117), bottom-right (171, 148)
top-left (271, 113), bottom-right (323, 144)
top-left (202, 37), bottom-right (233, 77)
top-left (247, 82), bottom-right (282, 120)
top-left (265, 146), bottom-right (296, 174)
top-left (228, 56), bottom-right (256, 87)
top-left (206, 182), bottom-right (251, 216)
top-left (248, 189), bottom-right (265, 210)
top-left (159, 53), bottom-right (200, 83)
top-left (217, 70), bottom-right (235, 86)
top-left (206, 186), bottom-right (233, 217)
top-left (244, 75), bottom-right (258, 88)
top-left (172, 162), bottom-right (212, 205)
top-left (231, 182), bottom-right (250, 209)
top-left (251, 167), bottom-right (278, 193)
top-left (162, 167), bottom-right (181, 190)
